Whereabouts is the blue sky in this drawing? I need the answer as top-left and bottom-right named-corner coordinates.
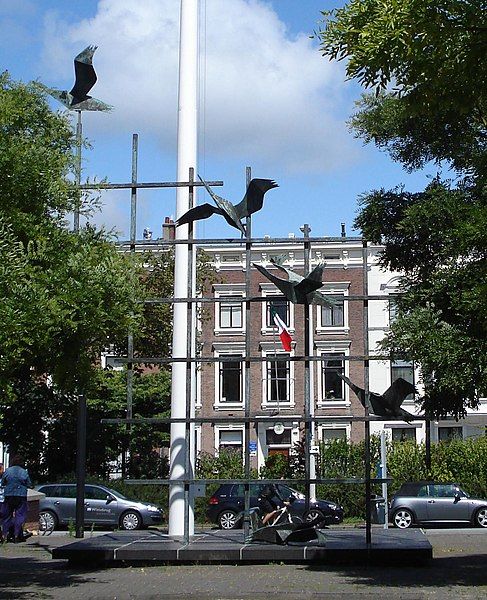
top-left (1, 0), bottom-right (435, 240)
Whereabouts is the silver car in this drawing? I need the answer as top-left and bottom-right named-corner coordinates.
top-left (390, 482), bottom-right (487, 529)
top-left (37, 483), bottom-right (164, 531)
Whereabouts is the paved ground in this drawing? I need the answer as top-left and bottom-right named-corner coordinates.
top-left (0, 528), bottom-right (485, 599)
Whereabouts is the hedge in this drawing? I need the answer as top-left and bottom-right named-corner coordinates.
top-left (55, 436), bottom-right (487, 522)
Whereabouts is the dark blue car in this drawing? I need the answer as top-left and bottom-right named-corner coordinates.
top-left (207, 483), bottom-right (344, 529)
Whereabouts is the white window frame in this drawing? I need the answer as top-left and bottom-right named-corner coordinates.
top-left (260, 342), bottom-right (295, 408)
top-left (318, 423), bottom-right (351, 443)
top-left (316, 341), bottom-right (351, 408)
top-left (194, 424), bottom-right (201, 459)
top-left (214, 424), bottom-right (245, 457)
top-left (437, 425), bottom-right (464, 442)
top-left (100, 353), bottom-right (124, 371)
top-left (213, 343), bottom-right (245, 410)
top-left (316, 282), bottom-right (350, 333)
top-left (257, 421), bottom-right (300, 464)
top-left (260, 283), bottom-right (295, 335)
top-left (213, 284), bottom-right (245, 336)
top-left (390, 359), bottom-right (415, 404)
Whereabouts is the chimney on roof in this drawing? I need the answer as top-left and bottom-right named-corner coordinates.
top-left (341, 222), bottom-right (346, 238)
top-left (162, 216), bottom-right (175, 241)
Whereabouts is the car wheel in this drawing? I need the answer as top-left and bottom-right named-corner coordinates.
top-left (392, 508), bottom-right (414, 529)
top-left (304, 509), bottom-right (325, 525)
top-left (474, 507), bottom-right (487, 528)
top-left (120, 510), bottom-right (142, 531)
top-left (39, 510), bottom-right (58, 532)
top-left (218, 510), bottom-right (239, 530)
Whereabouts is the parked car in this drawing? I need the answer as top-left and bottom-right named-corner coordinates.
top-left (390, 482), bottom-right (487, 529)
top-left (36, 483), bottom-right (164, 531)
top-left (207, 483), bottom-right (344, 530)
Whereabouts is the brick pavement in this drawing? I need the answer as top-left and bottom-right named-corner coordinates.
top-left (0, 529), bottom-right (485, 599)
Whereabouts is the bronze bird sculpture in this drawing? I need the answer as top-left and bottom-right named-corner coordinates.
top-left (176, 175), bottom-right (278, 235)
top-left (337, 373), bottom-right (417, 421)
top-left (269, 256), bottom-right (337, 308)
top-left (253, 261), bottom-right (325, 305)
top-left (36, 45), bottom-right (112, 111)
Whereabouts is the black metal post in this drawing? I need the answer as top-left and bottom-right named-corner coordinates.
top-left (74, 110), bottom-right (82, 232)
top-left (302, 224), bottom-right (311, 513)
top-left (425, 417), bottom-right (431, 471)
top-left (75, 392), bottom-right (87, 538)
top-left (184, 167), bottom-right (195, 544)
top-left (244, 166), bottom-right (252, 540)
top-left (362, 240), bottom-right (372, 547)
top-left (124, 133), bottom-right (138, 478)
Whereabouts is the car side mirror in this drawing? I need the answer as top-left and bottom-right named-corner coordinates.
top-left (454, 492), bottom-right (461, 503)
top-left (106, 495), bottom-right (114, 504)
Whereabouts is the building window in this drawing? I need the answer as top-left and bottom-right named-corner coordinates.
top-left (321, 428), bottom-right (348, 442)
top-left (392, 428), bottom-right (416, 442)
top-left (219, 355), bottom-right (242, 403)
top-left (438, 426), bottom-right (463, 442)
top-left (321, 298), bottom-right (344, 327)
top-left (266, 298), bottom-right (289, 327)
top-left (322, 354), bottom-right (345, 400)
top-left (265, 427), bottom-right (293, 459)
top-left (218, 429), bottom-right (243, 453)
top-left (266, 353), bottom-right (291, 403)
top-left (219, 298), bottom-right (243, 329)
top-left (391, 360), bottom-right (415, 400)
top-left (388, 296), bottom-right (399, 324)
top-left (265, 428), bottom-right (292, 446)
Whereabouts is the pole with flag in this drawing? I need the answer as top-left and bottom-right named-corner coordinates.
top-left (270, 306), bottom-right (292, 352)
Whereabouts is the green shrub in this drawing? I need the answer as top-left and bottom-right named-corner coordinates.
top-left (49, 436), bottom-right (487, 522)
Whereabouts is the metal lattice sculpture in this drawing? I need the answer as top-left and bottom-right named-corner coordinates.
top-left (176, 175), bottom-right (278, 235)
top-left (337, 373), bottom-right (417, 421)
top-left (37, 45), bottom-right (112, 111)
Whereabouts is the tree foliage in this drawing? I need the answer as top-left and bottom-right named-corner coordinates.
top-left (318, 1), bottom-right (487, 417)
top-left (0, 74), bottom-right (218, 478)
top-left (0, 73), bottom-right (144, 395)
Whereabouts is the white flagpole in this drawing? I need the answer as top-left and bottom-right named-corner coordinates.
top-left (169, 0), bottom-right (198, 537)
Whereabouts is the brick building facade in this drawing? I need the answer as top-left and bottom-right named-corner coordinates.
top-left (195, 238), bottom-right (369, 469)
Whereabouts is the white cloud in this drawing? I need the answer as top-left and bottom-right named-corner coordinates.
top-left (40, 0), bottom-right (357, 176)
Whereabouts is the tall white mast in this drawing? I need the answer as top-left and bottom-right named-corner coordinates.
top-left (169, 0), bottom-right (198, 537)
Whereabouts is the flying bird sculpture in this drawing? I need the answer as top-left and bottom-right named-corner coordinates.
top-left (269, 256), bottom-right (337, 308)
top-left (336, 373), bottom-right (417, 421)
top-left (36, 45), bottom-right (112, 111)
top-left (253, 261), bottom-right (325, 305)
top-left (176, 175), bottom-right (278, 235)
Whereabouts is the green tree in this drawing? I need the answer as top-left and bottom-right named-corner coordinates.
top-left (0, 73), bottom-right (143, 391)
top-left (317, 1), bottom-right (487, 418)
top-left (0, 73), bottom-right (144, 463)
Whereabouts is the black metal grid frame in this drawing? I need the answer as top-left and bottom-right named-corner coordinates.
top-left (82, 136), bottom-right (414, 545)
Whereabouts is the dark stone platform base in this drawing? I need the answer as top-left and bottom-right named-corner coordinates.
top-left (52, 528), bottom-right (432, 566)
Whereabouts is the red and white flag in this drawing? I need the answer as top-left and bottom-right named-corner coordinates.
top-left (270, 307), bottom-right (292, 351)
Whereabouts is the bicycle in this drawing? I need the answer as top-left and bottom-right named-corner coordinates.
top-left (267, 503), bottom-right (303, 527)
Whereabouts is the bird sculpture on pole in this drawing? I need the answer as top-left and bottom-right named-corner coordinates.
top-left (269, 256), bottom-right (337, 308)
top-left (176, 175), bottom-right (278, 235)
top-left (253, 261), bottom-right (325, 305)
top-left (36, 45), bottom-right (112, 112)
top-left (336, 373), bottom-right (417, 421)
